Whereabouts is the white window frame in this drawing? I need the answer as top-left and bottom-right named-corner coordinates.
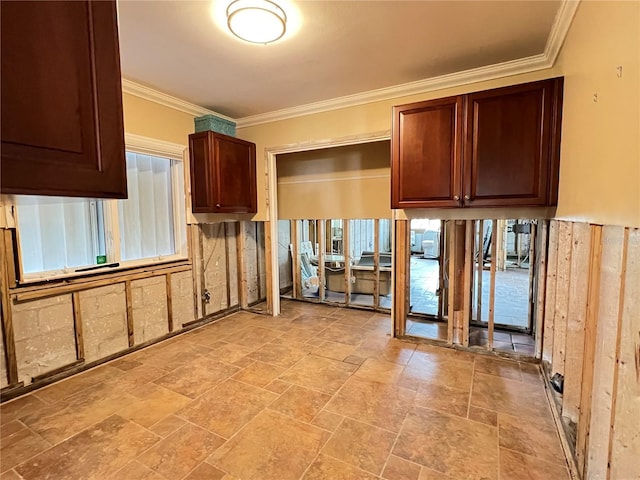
top-left (13, 134), bottom-right (189, 283)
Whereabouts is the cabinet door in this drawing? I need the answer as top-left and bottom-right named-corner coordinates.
top-left (1, 1), bottom-right (126, 198)
top-left (391, 96), bottom-right (463, 208)
top-left (189, 132), bottom-right (214, 212)
top-left (212, 135), bottom-right (257, 213)
top-left (463, 78), bottom-right (563, 207)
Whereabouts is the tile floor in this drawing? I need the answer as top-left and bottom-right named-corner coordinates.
top-left (0, 301), bottom-right (569, 480)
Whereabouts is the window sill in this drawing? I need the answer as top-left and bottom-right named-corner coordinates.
top-left (13, 257), bottom-right (191, 293)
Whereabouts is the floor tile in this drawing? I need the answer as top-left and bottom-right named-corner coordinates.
top-left (208, 342), bottom-right (255, 364)
top-left (0, 426), bottom-right (51, 473)
top-left (393, 407), bottom-right (498, 480)
top-left (382, 455), bottom-right (421, 480)
top-left (414, 382), bottom-right (469, 418)
top-left (279, 354), bottom-right (357, 394)
top-left (119, 384), bottom-right (192, 428)
top-left (471, 372), bottom-right (553, 425)
top-left (108, 461), bottom-right (167, 480)
top-left (138, 423), bottom-right (225, 480)
top-left (34, 365), bottom-right (123, 404)
top-left (264, 379), bottom-right (291, 394)
top-left (154, 356), bottom-right (239, 398)
top-left (232, 361), bottom-right (284, 388)
top-left (290, 314), bottom-right (337, 331)
top-left (311, 409), bottom-right (343, 432)
top-left (500, 449), bottom-right (570, 480)
top-left (312, 341), bottom-right (356, 361)
top-left (177, 379), bottom-right (278, 438)
top-left (208, 410), bottom-right (329, 480)
top-left (15, 415), bottom-right (159, 480)
top-left (355, 358), bottom-right (405, 384)
top-left (474, 356), bottom-right (522, 381)
top-left (316, 324), bottom-right (368, 345)
top-left (326, 376), bottom-right (416, 432)
top-left (247, 343), bottom-right (308, 368)
top-left (399, 355), bottom-right (474, 392)
top-left (322, 417), bottom-right (397, 474)
top-left (468, 406), bottom-right (498, 427)
top-left (223, 326), bottom-right (282, 349)
top-left (302, 453), bottom-right (379, 480)
top-left (418, 466), bottom-right (455, 479)
top-left (0, 395), bottom-right (48, 425)
top-left (354, 337), bottom-right (416, 365)
top-left (519, 362), bottom-right (543, 384)
top-left (498, 414), bottom-right (566, 465)
top-left (21, 382), bottom-right (137, 444)
top-left (184, 462), bottom-right (227, 480)
top-left (269, 385), bottom-right (331, 422)
top-left (148, 415), bottom-right (186, 437)
top-left (0, 470), bottom-right (22, 480)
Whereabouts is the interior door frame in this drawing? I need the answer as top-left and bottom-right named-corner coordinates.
top-left (264, 130), bottom-right (391, 316)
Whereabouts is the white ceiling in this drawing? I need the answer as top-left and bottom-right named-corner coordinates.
top-left (117, 0), bottom-right (563, 120)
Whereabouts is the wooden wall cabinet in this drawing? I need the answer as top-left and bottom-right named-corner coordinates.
top-left (189, 131), bottom-right (257, 214)
top-left (391, 78), bottom-right (563, 209)
top-left (1, 1), bottom-right (127, 198)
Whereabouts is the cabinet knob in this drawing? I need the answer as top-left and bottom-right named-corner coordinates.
top-left (215, 203), bottom-right (221, 208)
top-left (453, 195), bottom-right (460, 201)
top-left (464, 195), bottom-right (470, 201)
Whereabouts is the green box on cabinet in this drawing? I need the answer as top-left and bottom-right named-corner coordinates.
top-left (194, 114), bottom-right (236, 136)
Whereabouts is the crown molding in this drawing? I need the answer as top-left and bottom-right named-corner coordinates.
top-left (236, 53), bottom-right (550, 128)
top-left (121, 79), bottom-right (234, 121)
top-left (121, 0), bottom-right (580, 130)
top-left (544, 0), bottom-right (580, 64)
top-left (236, 0), bottom-right (580, 128)
top-left (125, 133), bottom-right (186, 160)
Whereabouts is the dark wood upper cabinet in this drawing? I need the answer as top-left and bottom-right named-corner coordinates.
top-left (1, 1), bottom-right (126, 198)
top-left (391, 78), bottom-right (563, 209)
top-left (189, 131), bottom-right (257, 214)
top-left (392, 96), bottom-right (463, 208)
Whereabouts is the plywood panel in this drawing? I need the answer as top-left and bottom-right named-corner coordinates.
top-left (562, 222), bottom-right (592, 422)
top-left (586, 225), bottom-right (626, 479)
top-left (552, 221), bottom-right (573, 376)
top-left (609, 227), bottom-right (640, 480)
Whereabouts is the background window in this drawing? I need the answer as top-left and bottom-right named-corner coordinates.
top-left (118, 152), bottom-right (176, 261)
top-left (17, 196), bottom-right (105, 274)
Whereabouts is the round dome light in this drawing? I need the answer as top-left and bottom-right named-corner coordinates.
top-left (226, 0), bottom-right (287, 44)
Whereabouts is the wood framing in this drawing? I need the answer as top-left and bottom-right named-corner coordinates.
top-left (236, 221), bottom-right (248, 309)
top-left (71, 291), bottom-right (85, 361)
top-left (263, 220), bottom-right (274, 314)
top-left (476, 219), bottom-right (484, 323)
top-left (344, 220), bottom-right (351, 307)
top-left (0, 232), bottom-right (19, 385)
top-left (562, 221), bottom-right (592, 422)
top-left (487, 219), bottom-right (498, 350)
top-left (125, 280), bottom-right (135, 347)
top-left (584, 225), bottom-right (626, 479)
top-left (223, 223), bottom-right (232, 309)
top-left (609, 227), bottom-right (637, 479)
top-left (447, 221), bottom-right (456, 344)
top-left (393, 219), bottom-right (409, 337)
top-left (198, 227), bottom-right (207, 316)
top-left (543, 219), bottom-right (560, 363)
top-left (318, 220), bottom-right (326, 302)
top-left (527, 223), bottom-right (536, 331)
top-left (291, 220), bottom-right (301, 299)
top-left (575, 224), bottom-right (602, 477)
top-left (373, 219), bottom-right (380, 309)
top-left (552, 220), bottom-right (573, 377)
top-left (165, 273), bottom-right (174, 332)
top-left (534, 220), bottom-right (548, 358)
top-left (462, 220), bottom-right (473, 347)
top-left (190, 224), bottom-right (201, 319)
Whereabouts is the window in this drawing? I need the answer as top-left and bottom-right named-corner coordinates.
top-left (15, 138), bottom-right (187, 281)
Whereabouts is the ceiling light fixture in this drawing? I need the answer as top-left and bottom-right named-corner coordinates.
top-left (226, 0), bottom-right (287, 44)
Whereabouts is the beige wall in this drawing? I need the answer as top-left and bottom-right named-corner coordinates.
top-left (277, 141), bottom-right (391, 219)
top-left (554, 1), bottom-right (640, 228)
top-left (122, 93), bottom-right (195, 145)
